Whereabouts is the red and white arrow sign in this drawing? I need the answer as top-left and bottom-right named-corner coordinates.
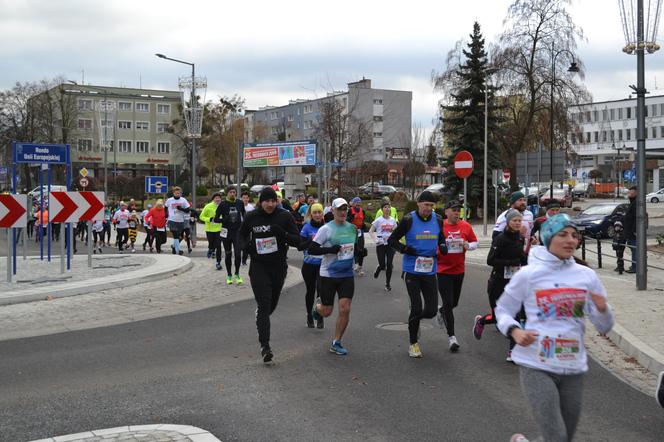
top-left (0, 194), bottom-right (28, 228)
top-left (49, 191), bottom-right (106, 223)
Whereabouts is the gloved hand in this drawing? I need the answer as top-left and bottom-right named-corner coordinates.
top-left (402, 245), bottom-right (418, 256)
top-left (176, 205), bottom-right (188, 212)
top-left (439, 241), bottom-right (448, 255)
top-left (328, 244), bottom-right (342, 254)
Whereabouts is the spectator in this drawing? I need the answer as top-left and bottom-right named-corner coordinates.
top-left (623, 186), bottom-right (637, 273)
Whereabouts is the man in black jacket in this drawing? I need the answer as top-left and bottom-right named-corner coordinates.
top-left (238, 187), bottom-right (300, 364)
top-left (214, 186), bottom-right (246, 284)
top-left (624, 186), bottom-right (637, 273)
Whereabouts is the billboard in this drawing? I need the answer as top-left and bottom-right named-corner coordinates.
top-left (243, 141), bottom-right (316, 167)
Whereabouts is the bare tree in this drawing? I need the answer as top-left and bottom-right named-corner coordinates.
top-left (402, 122), bottom-right (427, 199)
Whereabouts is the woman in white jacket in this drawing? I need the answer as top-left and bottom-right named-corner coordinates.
top-left (496, 214), bottom-right (614, 442)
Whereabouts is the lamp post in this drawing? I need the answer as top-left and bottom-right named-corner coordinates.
top-left (547, 42), bottom-right (580, 202)
top-left (155, 53), bottom-right (198, 209)
top-left (483, 64), bottom-right (499, 236)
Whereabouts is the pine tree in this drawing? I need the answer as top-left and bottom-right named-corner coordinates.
top-left (440, 22), bottom-right (503, 217)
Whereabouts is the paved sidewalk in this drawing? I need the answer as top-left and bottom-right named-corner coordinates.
top-left (31, 424), bottom-right (220, 441)
top-left (462, 225), bottom-right (664, 376)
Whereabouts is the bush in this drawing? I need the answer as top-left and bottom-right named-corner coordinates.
top-left (404, 200), bottom-right (418, 214)
top-left (196, 185), bottom-right (208, 197)
top-left (391, 190), bottom-right (409, 203)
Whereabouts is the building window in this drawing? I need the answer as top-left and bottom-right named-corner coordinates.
top-left (610, 130), bottom-right (615, 141)
top-left (304, 104), bottom-right (313, 114)
top-left (570, 133), bottom-right (576, 144)
top-left (652, 104), bottom-right (657, 117)
top-left (373, 116), bottom-right (383, 122)
top-left (136, 141), bottom-right (149, 153)
top-left (118, 121), bottom-right (132, 129)
top-left (287, 115), bottom-right (294, 122)
top-left (100, 118), bottom-right (113, 128)
top-left (118, 141), bottom-right (132, 153)
top-left (577, 112), bottom-right (583, 123)
top-left (618, 129), bottom-right (623, 141)
top-left (593, 110), bottom-right (598, 121)
top-left (78, 119), bottom-right (92, 130)
top-left (619, 108), bottom-right (623, 119)
top-left (77, 139), bottom-right (93, 151)
top-left (270, 111), bottom-right (277, 120)
top-left (136, 102), bottom-right (149, 112)
top-left (653, 127), bottom-right (658, 138)
top-left (303, 120), bottom-right (312, 130)
top-left (373, 132), bottom-right (383, 137)
top-left (661, 126), bottom-right (664, 138)
top-left (157, 142), bottom-right (170, 154)
top-left (626, 128), bottom-right (631, 140)
top-left (661, 104), bottom-right (664, 116)
top-left (119, 101), bottom-right (132, 111)
top-left (157, 104), bottom-right (170, 114)
top-left (373, 98), bottom-right (383, 105)
top-left (136, 121), bottom-right (149, 130)
top-left (645, 106), bottom-right (649, 117)
top-left (602, 109), bottom-right (608, 121)
top-left (610, 109), bottom-right (615, 120)
top-left (157, 123), bottom-right (169, 133)
top-left (601, 131), bottom-right (606, 142)
top-left (78, 99), bottom-right (93, 111)
top-left (585, 132), bottom-right (591, 143)
top-left (593, 131), bottom-right (598, 142)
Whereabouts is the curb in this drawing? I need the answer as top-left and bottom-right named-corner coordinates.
top-left (30, 424), bottom-right (220, 442)
top-left (607, 323), bottom-right (664, 375)
top-left (0, 255), bottom-right (192, 306)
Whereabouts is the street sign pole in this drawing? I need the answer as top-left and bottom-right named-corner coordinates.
top-left (88, 221), bottom-right (92, 268)
top-left (60, 225), bottom-right (65, 274)
top-left (6, 229), bottom-right (10, 282)
top-left (463, 178), bottom-right (468, 221)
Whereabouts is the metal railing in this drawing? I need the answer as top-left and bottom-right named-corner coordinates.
top-left (579, 230), bottom-right (664, 274)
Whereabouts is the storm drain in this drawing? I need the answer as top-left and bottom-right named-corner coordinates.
top-left (376, 322), bottom-right (433, 331)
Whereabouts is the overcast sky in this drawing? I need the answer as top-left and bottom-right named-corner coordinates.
top-left (2, 0), bottom-right (663, 132)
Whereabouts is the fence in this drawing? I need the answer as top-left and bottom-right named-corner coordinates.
top-left (579, 230), bottom-right (664, 275)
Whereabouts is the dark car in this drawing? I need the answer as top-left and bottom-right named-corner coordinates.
top-left (574, 203), bottom-right (628, 238)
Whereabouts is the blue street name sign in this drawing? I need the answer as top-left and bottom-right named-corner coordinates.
top-left (145, 176), bottom-right (168, 193)
top-left (13, 143), bottom-right (68, 164)
top-left (624, 169), bottom-right (635, 181)
top-left (571, 168), bottom-right (577, 177)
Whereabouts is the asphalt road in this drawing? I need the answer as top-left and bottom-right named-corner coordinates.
top-left (1, 252), bottom-right (663, 441)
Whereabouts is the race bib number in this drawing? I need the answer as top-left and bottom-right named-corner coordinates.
top-left (156, 227), bottom-right (165, 232)
top-left (337, 243), bottom-right (355, 260)
top-left (538, 333), bottom-right (582, 368)
top-left (535, 288), bottom-right (587, 320)
top-left (256, 236), bottom-right (278, 255)
top-left (447, 237), bottom-right (465, 254)
top-left (220, 227), bottom-right (228, 238)
top-left (414, 256), bottom-right (434, 273)
top-left (504, 265), bottom-right (520, 279)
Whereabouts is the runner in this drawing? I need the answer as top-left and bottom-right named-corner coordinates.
top-left (141, 204), bottom-right (154, 252)
top-left (241, 191), bottom-right (255, 266)
top-left (368, 200), bottom-right (398, 291)
top-left (493, 191), bottom-right (534, 241)
top-left (103, 205), bottom-right (112, 247)
top-left (298, 203), bottom-right (325, 328)
top-left (374, 196), bottom-right (399, 222)
top-left (214, 186), bottom-right (246, 284)
top-left (182, 208), bottom-right (197, 254)
top-left (200, 193), bottom-right (223, 270)
top-left (496, 214), bottom-right (613, 442)
top-left (164, 186), bottom-right (190, 255)
top-left (92, 218), bottom-right (104, 254)
top-left (434, 199), bottom-right (478, 352)
top-left (347, 196), bottom-right (367, 276)
top-left (112, 201), bottom-right (130, 253)
top-left (473, 209), bottom-right (530, 361)
top-left (310, 198), bottom-right (359, 355)
top-left (531, 199), bottom-right (561, 240)
top-left (238, 187), bottom-right (301, 364)
top-left (127, 210), bottom-right (139, 252)
top-left (388, 190), bottom-right (447, 358)
top-left (145, 199), bottom-right (167, 253)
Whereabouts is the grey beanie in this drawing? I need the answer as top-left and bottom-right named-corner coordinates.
top-left (505, 208), bottom-right (523, 223)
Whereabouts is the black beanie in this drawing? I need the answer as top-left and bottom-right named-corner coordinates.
top-left (259, 187), bottom-right (278, 202)
top-left (417, 190), bottom-right (437, 203)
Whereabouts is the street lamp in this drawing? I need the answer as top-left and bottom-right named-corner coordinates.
top-left (483, 65), bottom-right (499, 236)
top-left (547, 43), bottom-right (579, 202)
top-left (155, 53), bottom-right (206, 212)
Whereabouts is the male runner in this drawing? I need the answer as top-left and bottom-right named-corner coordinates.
top-left (215, 186), bottom-right (246, 284)
top-left (493, 191), bottom-right (534, 240)
top-left (200, 193), bottom-right (223, 270)
top-left (388, 191), bottom-right (447, 358)
top-left (164, 187), bottom-right (190, 255)
top-left (347, 196), bottom-right (367, 276)
top-left (434, 199), bottom-right (478, 352)
top-left (112, 201), bottom-right (130, 253)
top-left (238, 187), bottom-right (300, 364)
top-left (310, 198), bottom-right (359, 355)
top-left (241, 191), bottom-right (255, 266)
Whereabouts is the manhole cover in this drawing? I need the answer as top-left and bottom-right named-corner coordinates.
top-left (376, 322), bottom-right (433, 331)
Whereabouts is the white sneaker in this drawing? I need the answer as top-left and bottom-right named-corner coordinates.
top-left (434, 308), bottom-right (445, 329)
top-left (510, 434), bottom-right (529, 442)
top-left (357, 267), bottom-right (364, 276)
top-left (408, 343), bottom-right (423, 358)
top-left (448, 336), bottom-right (460, 352)
top-left (506, 350), bottom-right (514, 363)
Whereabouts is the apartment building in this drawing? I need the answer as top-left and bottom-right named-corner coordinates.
top-left (569, 94), bottom-right (664, 191)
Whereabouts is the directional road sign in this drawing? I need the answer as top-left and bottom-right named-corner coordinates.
top-left (0, 194), bottom-right (28, 228)
top-left (49, 191), bottom-right (105, 223)
top-left (454, 150), bottom-right (474, 179)
top-left (145, 176), bottom-right (168, 194)
top-left (13, 143), bottom-right (69, 164)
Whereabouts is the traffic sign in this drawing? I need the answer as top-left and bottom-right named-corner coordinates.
top-left (145, 176), bottom-right (168, 194)
top-left (571, 168), bottom-right (577, 177)
top-left (454, 151), bottom-right (474, 179)
top-left (49, 191), bottom-right (105, 223)
top-left (0, 194), bottom-right (27, 228)
top-left (582, 171), bottom-right (588, 180)
top-left (79, 177), bottom-right (89, 188)
top-left (624, 169), bottom-right (635, 181)
top-left (503, 169), bottom-right (511, 181)
top-left (79, 167), bottom-right (89, 177)
top-left (13, 143), bottom-right (69, 164)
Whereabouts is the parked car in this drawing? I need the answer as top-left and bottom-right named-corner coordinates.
top-left (28, 185), bottom-right (68, 196)
top-left (572, 182), bottom-right (592, 198)
top-left (646, 188), bottom-right (664, 203)
top-left (539, 188), bottom-right (573, 208)
top-left (574, 202), bottom-right (628, 238)
top-left (249, 184), bottom-right (267, 195)
top-left (377, 185), bottom-right (397, 196)
top-left (359, 182), bottom-right (382, 194)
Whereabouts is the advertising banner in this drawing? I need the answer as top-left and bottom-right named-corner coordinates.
top-left (243, 141), bottom-right (316, 167)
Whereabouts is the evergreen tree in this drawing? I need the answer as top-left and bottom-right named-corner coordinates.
top-left (440, 22), bottom-right (503, 217)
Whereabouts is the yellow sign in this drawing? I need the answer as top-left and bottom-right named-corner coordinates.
top-left (79, 167), bottom-right (88, 177)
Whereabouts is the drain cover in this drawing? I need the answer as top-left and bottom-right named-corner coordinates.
top-left (376, 322), bottom-right (433, 331)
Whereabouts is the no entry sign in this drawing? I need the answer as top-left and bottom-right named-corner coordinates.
top-left (503, 169), bottom-right (511, 181)
top-left (454, 151), bottom-right (474, 179)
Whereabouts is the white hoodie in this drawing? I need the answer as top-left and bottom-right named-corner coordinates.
top-left (496, 245), bottom-right (614, 375)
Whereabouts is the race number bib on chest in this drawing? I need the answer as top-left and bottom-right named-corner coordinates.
top-left (414, 256), bottom-right (434, 273)
top-left (447, 237), bottom-right (465, 254)
top-left (337, 243), bottom-right (355, 260)
top-left (156, 227), bottom-right (165, 232)
top-left (538, 333), bottom-right (582, 368)
top-left (256, 236), bottom-right (278, 254)
top-left (220, 227), bottom-right (228, 238)
top-left (504, 265), bottom-right (520, 279)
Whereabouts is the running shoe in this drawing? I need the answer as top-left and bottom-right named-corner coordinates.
top-left (143, 243), bottom-right (146, 251)
top-left (357, 267), bottom-right (364, 276)
top-left (235, 275), bottom-right (243, 285)
top-left (473, 315), bottom-right (485, 340)
top-left (330, 340), bottom-right (348, 355)
top-left (307, 315), bottom-right (315, 328)
top-left (171, 246), bottom-right (176, 255)
top-left (448, 336), bottom-right (460, 352)
top-left (188, 247), bottom-right (192, 254)
top-left (226, 275), bottom-right (233, 285)
top-left (385, 284), bottom-right (392, 292)
top-left (509, 434), bottom-right (529, 442)
top-left (656, 371), bottom-right (664, 408)
top-left (506, 351), bottom-right (514, 363)
top-left (408, 343), bottom-right (423, 358)
top-left (373, 266), bottom-right (382, 279)
top-left (215, 262), bottom-right (222, 271)
top-left (178, 250), bottom-right (184, 256)
top-left (434, 308), bottom-right (445, 329)
top-left (98, 247), bottom-right (102, 254)
top-left (131, 247), bottom-right (135, 253)
top-left (207, 250), bottom-right (213, 259)
top-left (149, 247), bottom-right (154, 253)
top-left (93, 249), bottom-right (96, 254)
top-left (261, 346), bottom-right (274, 365)
top-left (316, 316), bottom-right (324, 329)
top-left (311, 299), bottom-right (322, 322)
